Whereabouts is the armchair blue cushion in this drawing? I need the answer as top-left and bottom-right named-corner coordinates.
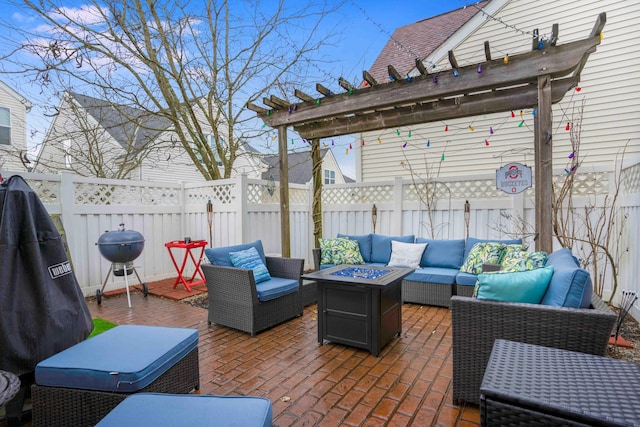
top-left (541, 248), bottom-right (593, 308)
top-left (370, 234), bottom-right (415, 264)
top-left (205, 240), bottom-right (267, 267)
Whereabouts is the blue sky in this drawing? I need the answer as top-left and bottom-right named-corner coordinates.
top-left (0, 0), bottom-right (466, 178)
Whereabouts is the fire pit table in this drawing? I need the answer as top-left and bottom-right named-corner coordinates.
top-left (302, 265), bottom-right (414, 356)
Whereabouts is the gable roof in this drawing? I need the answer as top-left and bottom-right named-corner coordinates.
top-left (67, 91), bottom-right (172, 149)
top-left (0, 79), bottom-right (32, 111)
top-left (366, 2), bottom-right (488, 83)
top-left (262, 148), bottom-right (331, 184)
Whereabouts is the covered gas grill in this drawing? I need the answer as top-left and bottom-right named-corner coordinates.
top-left (96, 223), bottom-right (147, 307)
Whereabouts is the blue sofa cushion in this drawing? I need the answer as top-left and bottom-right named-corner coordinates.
top-left (255, 277), bottom-right (299, 302)
top-left (205, 240), bottom-right (267, 267)
top-left (404, 267), bottom-right (458, 285)
top-left (464, 237), bottom-right (522, 260)
top-left (229, 247), bottom-right (271, 284)
top-left (35, 325), bottom-right (198, 392)
top-left (370, 234), bottom-right (415, 264)
top-left (415, 238), bottom-right (465, 269)
top-left (95, 393), bottom-right (273, 427)
top-left (456, 272), bottom-right (480, 286)
top-left (475, 266), bottom-right (554, 304)
top-left (541, 248), bottom-right (593, 308)
top-left (337, 233), bottom-right (373, 262)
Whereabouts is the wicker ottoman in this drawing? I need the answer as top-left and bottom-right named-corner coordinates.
top-left (481, 339), bottom-right (640, 426)
top-left (32, 325), bottom-right (200, 427)
top-left (96, 393), bottom-right (272, 427)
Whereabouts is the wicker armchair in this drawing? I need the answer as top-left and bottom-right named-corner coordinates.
top-left (202, 256), bottom-right (304, 336)
top-left (451, 293), bottom-right (616, 405)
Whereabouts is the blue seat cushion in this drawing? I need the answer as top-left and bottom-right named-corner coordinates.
top-left (541, 248), bottom-right (593, 308)
top-left (96, 393), bottom-right (273, 427)
top-left (205, 240), bottom-right (267, 267)
top-left (370, 234), bottom-right (415, 264)
top-left (456, 272), bottom-right (480, 286)
top-left (256, 277), bottom-right (299, 302)
top-left (35, 325), bottom-right (198, 392)
top-left (415, 238), bottom-right (465, 269)
top-left (337, 233), bottom-right (373, 262)
top-left (404, 267), bottom-right (458, 285)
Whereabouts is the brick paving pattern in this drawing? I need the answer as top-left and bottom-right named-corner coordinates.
top-left (87, 291), bottom-right (480, 426)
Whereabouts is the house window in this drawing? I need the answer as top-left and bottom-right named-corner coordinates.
top-left (324, 169), bottom-right (335, 184)
top-left (63, 139), bottom-right (71, 168)
top-left (0, 107), bottom-right (10, 145)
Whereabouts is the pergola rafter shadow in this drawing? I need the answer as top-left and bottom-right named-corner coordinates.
top-left (250, 13), bottom-right (606, 256)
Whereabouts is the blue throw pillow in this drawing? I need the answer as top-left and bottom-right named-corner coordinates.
top-left (475, 266), bottom-right (554, 304)
top-left (205, 240), bottom-right (267, 267)
top-left (229, 247), bottom-right (272, 284)
top-left (416, 238), bottom-right (465, 269)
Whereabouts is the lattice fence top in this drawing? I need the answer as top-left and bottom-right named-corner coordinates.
top-left (26, 179), bottom-right (59, 204)
top-left (187, 183), bottom-right (236, 205)
top-left (75, 182), bottom-right (180, 205)
top-left (622, 162), bottom-right (640, 194)
top-left (322, 184), bottom-right (395, 204)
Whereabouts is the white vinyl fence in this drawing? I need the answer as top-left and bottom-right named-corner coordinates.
top-left (2, 157), bottom-right (639, 319)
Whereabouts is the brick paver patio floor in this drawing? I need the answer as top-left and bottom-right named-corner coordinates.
top-left (86, 291), bottom-right (479, 426)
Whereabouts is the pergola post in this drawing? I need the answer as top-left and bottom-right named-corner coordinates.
top-left (278, 125), bottom-right (290, 257)
top-left (535, 75), bottom-right (553, 253)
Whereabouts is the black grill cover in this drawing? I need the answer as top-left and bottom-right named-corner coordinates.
top-left (0, 176), bottom-right (93, 376)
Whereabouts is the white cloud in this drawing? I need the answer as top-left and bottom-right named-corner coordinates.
top-left (50, 5), bottom-right (108, 26)
top-left (12, 12), bottom-right (35, 24)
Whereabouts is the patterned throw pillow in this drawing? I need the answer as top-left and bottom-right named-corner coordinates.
top-left (460, 242), bottom-right (507, 275)
top-left (501, 250), bottom-right (548, 272)
top-left (319, 237), bottom-right (343, 265)
top-left (331, 238), bottom-right (365, 265)
top-left (229, 247), bottom-right (272, 283)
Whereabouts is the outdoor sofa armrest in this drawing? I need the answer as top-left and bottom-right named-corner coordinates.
top-left (202, 264), bottom-right (259, 303)
top-left (451, 293), bottom-right (616, 405)
top-left (265, 256), bottom-right (304, 282)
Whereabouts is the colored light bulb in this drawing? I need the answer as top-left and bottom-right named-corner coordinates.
top-left (441, 154), bottom-right (445, 161)
top-left (331, 140), bottom-right (334, 146)
top-left (511, 111), bottom-right (515, 118)
top-left (408, 131), bottom-right (412, 137)
top-left (407, 75), bottom-right (412, 82)
top-left (377, 137), bottom-right (382, 144)
top-left (433, 76), bottom-right (438, 84)
top-left (520, 110), bottom-right (524, 118)
top-left (469, 125), bottom-right (475, 132)
top-left (349, 143), bottom-right (352, 149)
top-left (490, 127), bottom-right (494, 135)
top-left (538, 40), bottom-right (544, 50)
top-left (291, 139), bottom-right (294, 144)
top-left (568, 152), bottom-right (575, 159)
top-left (361, 139), bottom-right (365, 146)
top-left (485, 139), bottom-right (490, 146)
top-left (345, 149), bottom-right (349, 155)
top-left (576, 87), bottom-right (582, 92)
top-left (566, 122), bottom-right (571, 131)
top-left (477, 65), bottom-right (482, 73)
top-left (396, 129), bottom-right (401, 136)
top-left (348, 88), bottom-right (353, 95)
top-left (316, 99), bottom-right (321, 105)
top-left (266, 110), bottom-right (271, 116)
top-left (532, 108), bottom-right (537, 116)
top-left (402, 142), bottom-right (407, 148)
top-left (518, 120), bottom-right (524, 127)
top-left (426, 140), bottom-right (430, 147)
top-left (565, 168), bottom-right (571, 174)
top-left (445, 125), bottom-right (448, 132)
top-left (453, 69), bottom-right (459, 77)
top-left (503, 55), bottom-right (509, 65)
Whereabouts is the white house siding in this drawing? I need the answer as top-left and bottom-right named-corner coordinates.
top-left (322, 149), bottom-right (349, 184)
top-left (358, 0), bottom-right (640, 182)
top-left (0, 81), bottom-right (29, 172)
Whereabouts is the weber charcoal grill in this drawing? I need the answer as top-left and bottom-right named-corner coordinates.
top-left (96, 223), bottom-right (147, 307)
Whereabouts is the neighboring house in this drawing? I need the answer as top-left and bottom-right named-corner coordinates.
top-left (0, 79), bottom-right (32, 172)
top-left (356, 0), bottom-right (640, 181)
top-left (34, 91), bottom-right (262, 182)
top-left (261, 148), bottom-right (353, 185)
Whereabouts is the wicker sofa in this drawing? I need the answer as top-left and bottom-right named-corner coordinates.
top-left (313, 234), bottom-right (521, 307)
top-left (203, 240), bottom-right (304, 336)
top-left (451, 247), bottom-right (617, 407)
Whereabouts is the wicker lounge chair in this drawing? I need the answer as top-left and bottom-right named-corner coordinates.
top-left (202, 256), bottom-right (304, 336)
top-left (451, 293), bottom-right (616, 405)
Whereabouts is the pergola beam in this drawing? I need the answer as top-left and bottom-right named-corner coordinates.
top-left (259, 35), bottom-right (601, 128)
top-left (295, 78), bottom-right (578, 139)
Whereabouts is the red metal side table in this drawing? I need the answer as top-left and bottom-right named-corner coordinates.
top-left (164, 240), bottom-right (208, 291)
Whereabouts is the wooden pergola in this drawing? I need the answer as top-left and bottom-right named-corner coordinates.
top-left (250, 13), bottom-right (606, 256)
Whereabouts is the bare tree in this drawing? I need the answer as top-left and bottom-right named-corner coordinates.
top-left (3, 0), bottom-right (341, 179)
